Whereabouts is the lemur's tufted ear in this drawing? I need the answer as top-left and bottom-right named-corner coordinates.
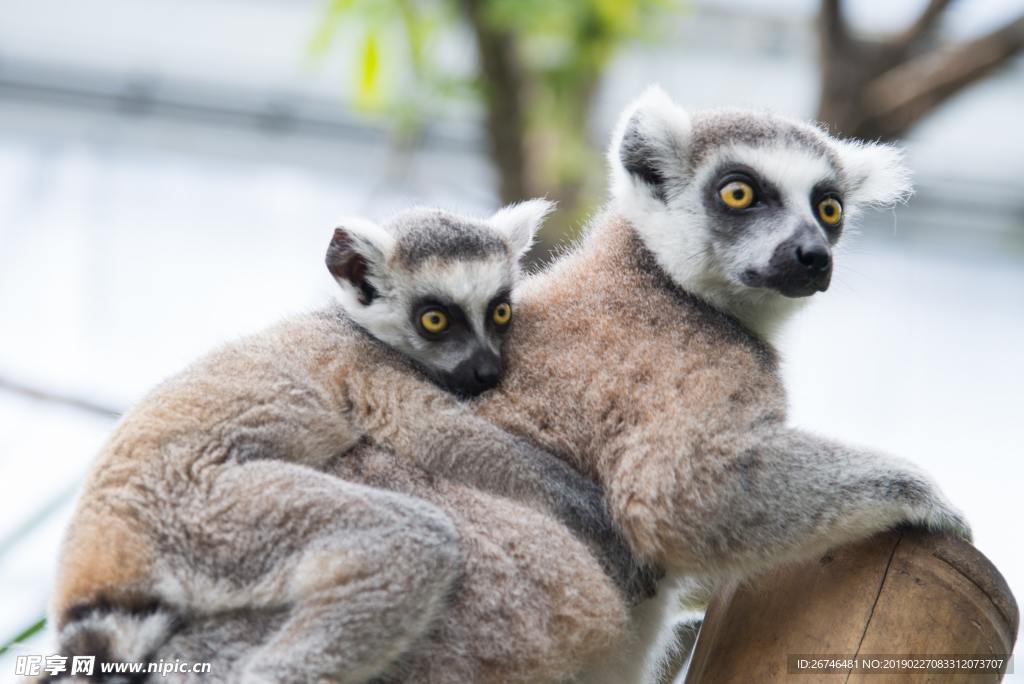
top-left (326, 218), bottom-right (395, 305)
top-left (489, 199), bottom-right (555, 260)
top-left (609, 85), bottom-right (692, 203)
top-left (836, 139), bottom-right (913, 207)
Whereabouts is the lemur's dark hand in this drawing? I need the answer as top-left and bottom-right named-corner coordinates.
top-left (593, 521), bottom-right (663, 605)
top-left (884, 469), bottom-right (973, 542)
top-left (523, 444), bottom-right (660, 603)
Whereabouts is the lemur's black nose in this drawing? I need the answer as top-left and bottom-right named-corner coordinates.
top-left (759, 226), bottom-right (834, 297)
top-left (473, 355), bottom-right (501, 389)
top-left (447, 348), bottom-right (502, 397)
top-left (796, 243), bottom-right (831, 272)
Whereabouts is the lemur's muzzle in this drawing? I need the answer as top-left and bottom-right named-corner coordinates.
top-left (759, 225), bottom-right (832, 297)
top-left (445, 347), bottom-right (502, 397)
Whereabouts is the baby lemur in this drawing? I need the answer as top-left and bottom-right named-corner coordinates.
top-left (49, 202), bottom-right (645, 682)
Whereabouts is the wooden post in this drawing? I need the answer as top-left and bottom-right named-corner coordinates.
top-left (685, 529), bottom-right (1018, 683)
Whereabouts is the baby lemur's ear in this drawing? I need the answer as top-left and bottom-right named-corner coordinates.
top-left (488, 199), bottom-right (555, 260)
top-left (326, 218), bottom-right (395, 305)
top-left (835, 139), bottom-right (913, 207)
top-left (609, 85), bottom-right (692, 204)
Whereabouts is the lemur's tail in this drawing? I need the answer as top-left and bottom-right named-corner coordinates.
top-left (45, 601), bottom-right (179, 682)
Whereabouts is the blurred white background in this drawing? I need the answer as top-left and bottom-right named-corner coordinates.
top-left (0, 0), bottom-right (1021, 677)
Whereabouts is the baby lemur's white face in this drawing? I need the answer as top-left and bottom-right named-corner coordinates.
top-left (327, 201), bottom-right (552, 397)
top-left (609, 87), bottom-right (912, 337)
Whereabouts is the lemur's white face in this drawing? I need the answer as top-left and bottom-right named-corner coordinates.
top-left (610, 87), bottom-right (912, 337)
top-left (326, 201), bottom-right (552, 397)
top-left (358, 255), bottom-right (516, 397)
top-left (690, 144), bottom-right (844, 297)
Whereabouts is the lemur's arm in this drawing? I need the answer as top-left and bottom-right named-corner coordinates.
top-left (348, 361), bottom-right (657, 602)
top-left (605, 423), bottom-right (970, 575)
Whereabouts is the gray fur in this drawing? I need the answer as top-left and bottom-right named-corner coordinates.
top-left (389, 208), bottom-right (509, 269)
top-left (687, 108), bottom-right (841, 171)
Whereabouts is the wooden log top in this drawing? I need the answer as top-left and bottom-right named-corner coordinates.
top-left (685, 529), bottom-right (1019, 683)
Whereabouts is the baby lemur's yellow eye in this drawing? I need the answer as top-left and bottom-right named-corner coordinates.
top-left (420, 310), bottom-right (448, 334)
top-left (492, 302), bottom-right (512, 326)
top-left (817, 197), bottom-right (843, 226)
top-left (719, 181), bottom-right (754, 209)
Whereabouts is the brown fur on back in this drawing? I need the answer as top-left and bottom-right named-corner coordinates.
top-left (476, 211), bottom-right (785, 567)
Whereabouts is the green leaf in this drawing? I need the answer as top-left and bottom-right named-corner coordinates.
top-left (0, 615), bottom-right (46, 657)
top-left (356, 30), bottom-right (382, 109)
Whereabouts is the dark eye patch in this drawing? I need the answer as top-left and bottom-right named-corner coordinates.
top-left (810, 181), bottom-right (843, 205)
top-left (700, 163), bottom-right (791, 241)
top-left (810, 181), bottom-right (845, 240)
top-left (703, 163), bottom-right (782, 215)
top-left (708, 162), bottom-right (778, 222)
top-left (486, 289), bottom-right (513, 333)
top-left (412, 298), bottom-right (471, 340)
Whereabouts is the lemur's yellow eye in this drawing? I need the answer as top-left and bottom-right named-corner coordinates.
top-left (818, 197), bottom-right (843, 226)
top-left (719, 181), bottom-right (754, 209)
top-left (420, 310), bottom-right (448, 334)
top-left (492, 302), bottom-right (512, 326)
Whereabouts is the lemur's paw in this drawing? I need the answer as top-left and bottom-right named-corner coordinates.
top-left (891, 472), bottom-right (972, 542)
top-left (532, 452), bottom-right (658, 601)
top-left (597, 528), bottom-right (662, 604)
top-left (914, 498), bottom-right (972, 542)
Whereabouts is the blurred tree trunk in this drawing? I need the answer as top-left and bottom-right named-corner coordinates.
top-left (459, 0), bottom-right (529, 206)
top-left (816, 0), bottom-right (1024, 140)
top-left (457, 0), bottom-right (609, 250)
